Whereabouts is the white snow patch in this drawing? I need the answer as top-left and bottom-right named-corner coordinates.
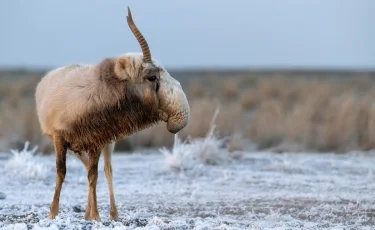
top-left (4, 142), bottom-right (47, 180)
top-left (32, 225), bottom-right (59, 230)
top-left (146, 216), bottom-right (168, 228)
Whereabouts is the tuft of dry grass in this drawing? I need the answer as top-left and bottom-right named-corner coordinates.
top-left (248, 99), bottom-right (286, 149)
top-left (240, 89), bottom-right (259, 110)
top-left (187, 79), bottom-right (206, 99)
top-left (219, 79), bottom-right (238, 101)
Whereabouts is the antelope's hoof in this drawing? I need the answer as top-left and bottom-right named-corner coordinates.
top-left (109, 214), bottom-right (119, 221)
top-left (89, 214), bottom-right (101, 222)
top-left (84, 210), bottom-right (90, 220)
top-left (47, 213), bottom-right (57, 220)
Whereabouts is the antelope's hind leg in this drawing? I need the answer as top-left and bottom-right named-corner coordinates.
top-left (87, 149), bottom-right (102, 221)
top-left (103, 142), bottom-right (118, 220)
top-left (48, 136), bottom-right (68, 219)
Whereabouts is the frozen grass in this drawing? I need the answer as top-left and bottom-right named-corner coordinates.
top-left (161, 107), bottom-right (238, 171)
top-left (4, 142), bottom-right (47, 180)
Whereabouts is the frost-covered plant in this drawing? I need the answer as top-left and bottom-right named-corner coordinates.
top-left (160, 134), bottom-right (196, 171)
top-left (5, 141), bottom-right (47, 180)
top-left (161, 106), bottom-right (232, 171)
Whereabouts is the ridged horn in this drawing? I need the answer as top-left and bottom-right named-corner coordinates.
top-left (127, 6), bottom-right (152, 63)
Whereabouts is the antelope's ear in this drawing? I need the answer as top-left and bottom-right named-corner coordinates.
top-left (114, 56), bottom-right (132, 81)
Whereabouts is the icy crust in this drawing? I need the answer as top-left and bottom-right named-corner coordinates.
top-left (1, 141), bottom-right (375, 229)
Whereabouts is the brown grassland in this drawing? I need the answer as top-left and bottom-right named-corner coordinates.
top-left (1, 69), bottom-right (375, 154)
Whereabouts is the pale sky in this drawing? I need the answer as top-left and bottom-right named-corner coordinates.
top-left (0, 0), bottom-right (374, 70)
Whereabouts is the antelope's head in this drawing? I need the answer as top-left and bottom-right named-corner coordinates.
top-left (113, 7), bottom-right (190, 134)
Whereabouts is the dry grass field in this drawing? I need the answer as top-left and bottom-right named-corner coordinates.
top-left (1, 68), bottom-right (375, 154)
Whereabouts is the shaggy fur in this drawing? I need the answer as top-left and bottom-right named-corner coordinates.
top-left (56, 58), bottom-right (160, 154)
top-left (35, 54), bottom-right (189, 221)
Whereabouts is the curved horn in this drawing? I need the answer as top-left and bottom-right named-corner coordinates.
top-left (127, 6), bottom-right (152, 63)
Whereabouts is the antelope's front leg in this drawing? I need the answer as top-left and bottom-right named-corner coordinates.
top-left (87, 150), bottom-right (101, 221)
top-left (103, 142), bottom-right (118, 220)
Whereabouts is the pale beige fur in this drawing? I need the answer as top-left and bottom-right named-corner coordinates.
top-left (36, 54), bottom-right (189, 137)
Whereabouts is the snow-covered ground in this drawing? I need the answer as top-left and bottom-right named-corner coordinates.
top-left (1, 139), bottom-right (375, 229)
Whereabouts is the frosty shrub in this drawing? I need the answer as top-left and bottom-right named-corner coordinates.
top-left (160, 107), bottom-right (237, 171)
top-left (5, 141), bottom-right (47, 180)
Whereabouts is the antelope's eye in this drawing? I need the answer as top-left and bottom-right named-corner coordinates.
top-left (147, 75), bottom-right (157, 82)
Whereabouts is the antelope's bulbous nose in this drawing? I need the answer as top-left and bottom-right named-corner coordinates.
top-left (158, 72), bottom-right (190, 134)
top-left (166, 109), bottom-right (190, 134)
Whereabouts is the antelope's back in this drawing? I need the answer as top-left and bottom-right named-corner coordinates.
top-left (35, 64), bottom-right (94, 136)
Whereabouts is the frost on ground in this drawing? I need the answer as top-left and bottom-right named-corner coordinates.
top-left (1, 134), bottom-right (375, 229)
